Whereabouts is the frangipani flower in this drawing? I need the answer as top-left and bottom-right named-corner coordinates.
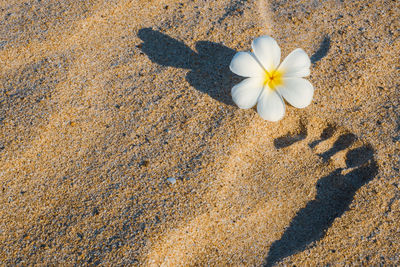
top-left (229, 36), bottom-right (313, 121)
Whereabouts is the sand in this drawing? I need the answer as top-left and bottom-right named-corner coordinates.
top-left (0, 0), bottom-right (399, 265)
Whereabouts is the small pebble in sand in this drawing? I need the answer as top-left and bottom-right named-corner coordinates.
top-left (167, 177), bottom-right (177, 184)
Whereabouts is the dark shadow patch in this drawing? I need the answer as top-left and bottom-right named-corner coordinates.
top-left (138, 28), bottom-right (237, 105)
top-left (308, 124), bottom-right (336, 148)
top-left (137, 28), bottom-right (196, 69)
top-left (264, 145), bottom-right (378, 267)
top-left (318, 133), bottom-right (356, 162)
top-left (345, 145), bottom-right (374, 168)
top-left (311, 35), bottom-right (331, 64)
top-left (274, 122), bottom-right (307, 149)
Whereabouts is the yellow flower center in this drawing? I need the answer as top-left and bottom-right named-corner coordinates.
top-left (264, 69), bottom-right (283, 90)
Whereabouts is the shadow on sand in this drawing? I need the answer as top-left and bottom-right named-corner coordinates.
top-left (138, 28), bottom-right (238, 106)
top-left (138, 28), bottom-right (331, 106)
top-left (264, 142), bottom-right (378, 266)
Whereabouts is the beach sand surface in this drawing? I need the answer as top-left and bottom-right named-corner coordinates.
top-left (0, 0), bottom-right (399, 265)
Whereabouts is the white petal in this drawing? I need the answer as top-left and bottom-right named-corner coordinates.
top-left (257, 87), bottom-right (285, 121)
top-left (229, 52), bottom-right (265, 77)
top-left (231, 77), bottom-right (264, 109)
top-left (277, 78), bottom-right (314, 108)
top-left (278, 48), bottom-right (311, 78)
top-left (251, 36), bottom-right (281, 72)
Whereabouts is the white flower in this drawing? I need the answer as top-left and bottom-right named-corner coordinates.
top-left (229, 36), bottom-right (313, 121)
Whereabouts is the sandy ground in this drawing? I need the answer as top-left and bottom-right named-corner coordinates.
top-left (0, 0), bottom-right (399, 265)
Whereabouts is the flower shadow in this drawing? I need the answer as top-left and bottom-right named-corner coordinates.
top-left (137, 28), bottom-right (237, 106)
top-left (310, 35), bottom-right (331, 64)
